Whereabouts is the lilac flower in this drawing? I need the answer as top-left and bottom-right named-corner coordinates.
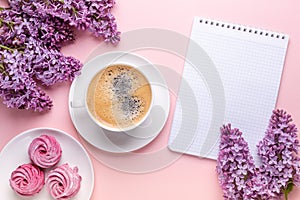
top-left (247, 168), bottom-right (276, 200)
top-left (0, 8), bottom-right (74, 50)
top-left (1, 0), bottom-right (119, 111)
top-left (257, 109), bottom-right (300, 199)
top-left (217, 124), bottom-right (258, 200)
top-left (24, 38), bottom-right (82, 86)
top-left (0, 50), bottom-right (52, 111)
top-left (8, 0), bottom-right (120, 43)
top-left (217, 124), bottom-right (278, 199)
top-left (217, 111), bottom-right (300, 199)
top-left (0, 12), bottom-right (78, 111)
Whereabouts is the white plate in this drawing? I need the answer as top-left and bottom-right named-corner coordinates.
top-left (0, 128), bottom-right (94, 200)
top-left (68, 51), bottom-right (170, 153)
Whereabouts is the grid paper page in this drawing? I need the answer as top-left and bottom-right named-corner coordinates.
top-left (168, 17), bottom-right (289, 164)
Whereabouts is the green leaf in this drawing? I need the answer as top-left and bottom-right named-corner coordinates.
top-left (0, 64), bottom-right (8, 76)
top-left (0, 64), bottom-right (4, 71)
top-left (0, 44), bottom-right (15, 52)
top-left (284, 181), bottom-right (294, 200)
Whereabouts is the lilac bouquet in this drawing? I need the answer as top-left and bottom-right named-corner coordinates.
top-left (216, 124), bottom-right (257, 199)
top-left (8, 0), bottom-right (120, 43)
top-left (0, 0), bottom-right (120, 111)
top-left (217, 109), bottom-right (300, 200)
top-left (257, 110), bottom-right (300, 199)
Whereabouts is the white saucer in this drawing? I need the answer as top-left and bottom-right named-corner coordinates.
top-left (0, 128), bottom-right (94, 200)
top-left (68, 52), bottom-right (170, 153)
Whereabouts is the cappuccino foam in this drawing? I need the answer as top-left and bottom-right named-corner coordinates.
top-left (87, 64), bottom-right (152, 129)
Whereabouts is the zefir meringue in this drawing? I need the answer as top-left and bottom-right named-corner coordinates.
top-left (9, 163), bottom-right (45, 196)
top-left (46, 163), bottom-right (82, 199)
top-left (28, 134), bottom-right (62, 168)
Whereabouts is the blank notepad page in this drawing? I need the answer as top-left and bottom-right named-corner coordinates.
top-left (168, 17), bottom-right (289, 163)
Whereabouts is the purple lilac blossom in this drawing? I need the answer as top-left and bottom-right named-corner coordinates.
top-left (257, 109), bottom-right (300, 199)
top-left (217, 110), bottom-right (300, 200)
top-left (8, 0), bottom-right (120, 43)
top-left (0, 6), bottom-right (76, 74)
top-left (0, 8), bottom-right (74, 50)
top-left (0, 38), bottom-right (81, 111)
top-left (0, 8), bottom-right (82, 111)
top-left (1, 0), bottom-right (119, 111)
top-left (25, 37), bottom-right (82, 86)
top-left (216, 124), bottom-right (258, 200)
top-left (0, 50), bottom-right (52, 111)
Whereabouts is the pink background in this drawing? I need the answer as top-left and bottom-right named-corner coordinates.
top-left (1, 0), bottom-right (300, 199)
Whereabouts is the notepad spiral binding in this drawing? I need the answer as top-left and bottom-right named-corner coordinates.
top-left (199, 18), bottom-right (286, 40)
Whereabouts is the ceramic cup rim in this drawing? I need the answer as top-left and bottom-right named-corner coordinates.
top-left (85, 61), bottom-right (154, 132)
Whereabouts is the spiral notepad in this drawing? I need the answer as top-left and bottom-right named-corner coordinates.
top-left (168, 17), bottom-right (289, 164)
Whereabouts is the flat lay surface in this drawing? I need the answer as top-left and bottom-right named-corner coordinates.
top-left (1, 0), bottom-right (300, 199)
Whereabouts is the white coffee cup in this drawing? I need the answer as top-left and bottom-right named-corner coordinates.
top-left (84, 62), bottom-right (154, 132)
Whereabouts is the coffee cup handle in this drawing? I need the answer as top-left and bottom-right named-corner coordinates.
top-left (70, 99), bottom-right (85, 108)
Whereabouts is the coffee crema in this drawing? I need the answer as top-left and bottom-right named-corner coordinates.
top-left (87, 64), bottom-right (152, 130)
